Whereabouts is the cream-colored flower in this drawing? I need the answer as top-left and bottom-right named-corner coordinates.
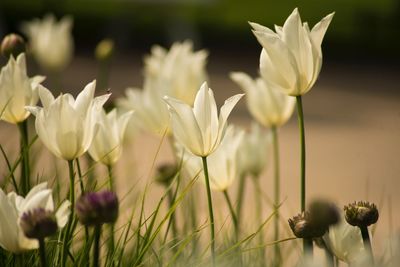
top-left (26, 80), bottom-right (110, 160)
top-left (183, 126), bottom-right (244, 191)
top-left (117, 80), bottom-right (170, 135)
top-left (88, 109), bottom-right (133, 166)
top-left (231, 72), bottom-right (295, 128)
top-left (144, 41), bottom-right (208, 105)
top-left (164, 82), bottom-right (243, 157)
top-left (323, 217), bottom-right (365, 264)
top-left (0, 183), bottom-right (70, 253)
top-left (237, 123), bottom-right (271, 177)
top-left (22, 14), bottom-right (73, 71)
top-left (0, 53), bottom-right (45, 124)
top-left (250, 8), bottom-right (334, 96)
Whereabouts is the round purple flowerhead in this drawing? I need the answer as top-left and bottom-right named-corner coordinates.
top-left (20, 208), bottom-right (58, 239)
top-left (76, 190), bottom-right (119, 226)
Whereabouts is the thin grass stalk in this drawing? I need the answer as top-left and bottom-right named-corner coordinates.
top-left (201, 156), bottom-right (215, 266)
top-left (222, 190), bottom-right (239, 240)
top-left (107, 164), bottom-right (115, 264)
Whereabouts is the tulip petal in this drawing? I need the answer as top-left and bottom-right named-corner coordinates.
top-left (164, 96), bottom-right (204, 156)
top-left (55, 200), bottom-right (71, 228)
top-left (0, 190), bottom-right (19, 252)
top-left (38, 85), bottom-right (54, 109)
top-left (311, 12), bottom-right (335, 47)
top-left (74, 80), bottom-right (96, 115)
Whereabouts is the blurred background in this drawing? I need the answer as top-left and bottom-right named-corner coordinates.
top-left (0, 0), bottom-right (399, 263)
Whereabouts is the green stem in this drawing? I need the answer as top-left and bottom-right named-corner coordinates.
top-left (165, 188), bottom-right (179, 243)
top-left (39, 238), bottom-right (47, 267)
top-left (253, 176), bottom-right (266, 265)
top-left (75, 158), bottom-right (85, 194)
top-left (296, 96), bottom-right (306, 213)
top-left (271, 126), bottom-right (282, 267)
top-left (223, 190), bottom-right (239, 240)
top-left (201, 156), bottom-right (215, 267)
top-left (61, 160), bottom-right (75, 267)
top-left (235, 173), bottom-right (246, 227)
top-left (17, 120), bottom-right (30, 196)
top-left (360, 226), bottom-right (374, 264)
top-left (93, 225), bottom-right (102, 267)
top-left (304, 238), bottom-right (313, 257)
top-left (107, 165), bottom-right (115, 263)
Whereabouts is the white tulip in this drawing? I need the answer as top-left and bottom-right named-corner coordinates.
top-left (237, 123), bottom-right (271, 177)
top-left (0, 183), bottom-right (70, 253)
top-left (22, 14), bottom-right (73, 71)
top-left (183, 126), bottom-right (244, 191)
top-left (144, 41), bottom-right (208, 105)
top-left (164, 82), bottom-right (243, 157)
top-left (250, 8), bottom-right (334, 96)
top-left (117, 80), bottom-right (170, 135)
top-left (323, 217), bottom-right (366, 264)
top-left (88, 109), bottom-right (133, 166)
top-left (26, 80), bottom-right (110, 160)
top-left (0, 53), bottom-right (45, 124)
top-left (231, 72), bottom-right (295, 128)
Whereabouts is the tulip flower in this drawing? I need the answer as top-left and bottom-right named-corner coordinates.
top-left (144, 41), bottom-right (208, 105)
top-left (323, 217), bottom-right (366, 264)
top-left (163, 82), bottom-right (243, 157)
top-left (184, 126), bottom-right (244, 192)
top-left (237, 123), bottom-right (271, 178)
top-left (250, 8), bottom-right (334, 96)
top-left (0, 53), bottom-right (45, 124)
top-left (230, 72), bottom-right (295, 128)
top-left (0, 183), bottom-right (70, 253)
top-left (117, 81), bottom-right (170, 135)
top-left (26, 80), bottom-right (110, 161)
top-left (21, 14), bottom-right (73, 72)
top-left (88, 108), bottom-right (133, 166)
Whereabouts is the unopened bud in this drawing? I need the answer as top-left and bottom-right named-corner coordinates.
top-left (76, 190), bottom-right (119, 226)
top-left (344, 201), bottom-right (379, 227)
top-left (288, 211), bottom-right (327, 239)
top-left (95, 39), bottom-right (114, 61)
top-left (1, 33), bottom-right (26, 58)
top-left (155, 163), bottom-right (177, 185)
top-left (20, 208), bottom-right (58, 239)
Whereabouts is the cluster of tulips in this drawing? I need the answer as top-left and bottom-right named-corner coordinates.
top-left (0, 7), bottom-right (397, 267)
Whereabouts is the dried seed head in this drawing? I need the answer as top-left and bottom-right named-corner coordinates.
top-left (344, 201), bottom-right (379, 227)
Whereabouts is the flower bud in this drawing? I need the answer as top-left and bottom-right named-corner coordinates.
top-left (76, 190), bottom-right (119, 226)
top-left (288, 212), bottom-right (327, 239)
top-left (95, 39), bottom-right (114, 62)
top-left (344, 201), bottom-right (379, 227)
top-left (20, 208), bottom-right (58, 239)
top-left (308, 199), bottom-right (340, 228)
top-left (154, 163), bottom-right (177, 185)
top-left (1, 33), bottom-right (26, 58)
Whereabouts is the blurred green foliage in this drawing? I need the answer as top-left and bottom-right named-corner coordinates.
top-left (1, 0), bottom-right (399, 59)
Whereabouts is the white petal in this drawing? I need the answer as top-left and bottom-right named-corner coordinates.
top-left (55, 201), bottom-right (71, 228)
top-left (74, 80), bottom-right (96, 114)
top-left (311, 12), bottom-right (335, 47)
top-left (38, 85), bottom-right (54, 109)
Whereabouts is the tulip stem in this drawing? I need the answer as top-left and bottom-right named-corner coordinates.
top-left (107, 164), bottom-right (115, 263)
top-left (360, 226), bottom-right (375, 264)
top-left (62, 159), bottom-right (75, 267)
top-left (223, 190), bottom-right (239, 239)
top-left (39, 238), bottom-right (47, 267)
top-left (93, 225), bottom-right (102, 267)
top-left (252, 176), bottom-right (266, 265)
top-left (235, 173), bottom-right (246, 227)
top-left (296, 96), bottom-right (306, 213)
top-left (17, 120), bottom-right (30, 196)
top-left (201, 156), bottom-right (216, 267)
top-left (271, 126), bottom-right (282, 267)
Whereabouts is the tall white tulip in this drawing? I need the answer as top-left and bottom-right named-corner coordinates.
top-left (0, 183), bottom-right (70, 253)
top-left (324, 217), bottom-right (365, 264)
top-left (250, 8), bottom-right (334, 96)
top-left (164, 82), bottom-right (243, 157)
top-left (117, 80), bottom-right (170, 135)
top-left (230, 72), bottom-right (295, 128)
top-left (144, 41), bottom-right (208, 105)
top-left (184, 126), bottom-right (244, 191)
top-left (26, 80), bottom-right (110, 160)
top-left (0, 53), bottom-right (45, 124)
top-left (88, 109), bottom-right (133, 166)
top-left (237, 123), bottom-right (271, 178)
top-left (22, 14), bottom-right (73, 71)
